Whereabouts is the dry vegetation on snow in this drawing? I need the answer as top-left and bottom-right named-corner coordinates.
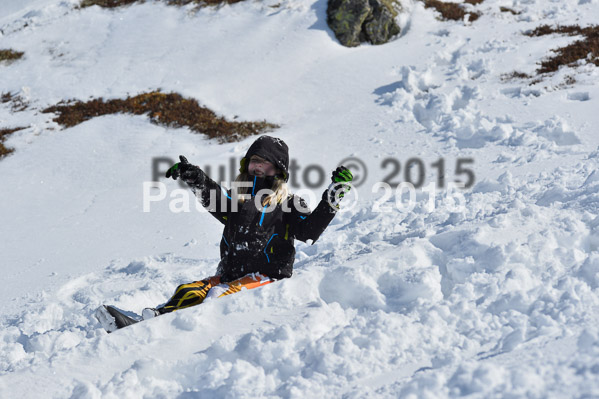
top-left (42, 91), bottom-right (279, 142)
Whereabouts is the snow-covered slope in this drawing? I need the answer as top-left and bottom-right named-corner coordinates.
top-left (1, 0), bottom-right (598, 397)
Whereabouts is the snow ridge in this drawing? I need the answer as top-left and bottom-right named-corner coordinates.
top-left (1, 0), bottom-right (599, 397)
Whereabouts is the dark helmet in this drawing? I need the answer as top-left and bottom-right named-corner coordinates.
top-left (239, 135), bottom-right (290, 182)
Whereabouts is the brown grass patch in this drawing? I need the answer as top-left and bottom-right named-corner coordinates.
top-left (0, 127), bottom-right (26, 158)
top-left (80, 0), bottom-right (140, 7)
top-left (42, 91), bottom-right (278, 142)
top-left (166, 0), bottom-right (244, 5)
top-left (80, 0), bottom-right (243, 8)
top-left (422, 0), bottom-right (480, 22)
top-left (0, 49), bottom-right (24, 63)
top-left (525, 24), bottom-right (599, 74)
top-left (499, 6), bottom-right (520, 15)
top-left (1, 92), bottom-right (28, 112)
top-left (500, 71), bottom-right (531, 81)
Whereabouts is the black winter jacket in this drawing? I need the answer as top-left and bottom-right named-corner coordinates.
top-left (187, 170), bottom-right (337, 283)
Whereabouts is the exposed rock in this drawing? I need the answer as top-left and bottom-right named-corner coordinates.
top-left (327, 0), bottom-right (401, 47)
top-left (363, 0), bottom-right (401, 45)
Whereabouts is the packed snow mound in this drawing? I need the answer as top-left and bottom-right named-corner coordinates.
top-left (1, 0), bottom-right (599, 397)
top-left (2, 159), bottom-right (599, 397)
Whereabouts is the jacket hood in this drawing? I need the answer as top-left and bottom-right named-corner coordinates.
top-left (239, 135), bottom-right (290, 182)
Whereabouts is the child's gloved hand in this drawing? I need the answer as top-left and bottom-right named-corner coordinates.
top-left (332, 166), bottom-right (353, 185)
top-left (165, 155), bottom-right (202, 184)
top-left (324, 166), bottom-right (353, 209)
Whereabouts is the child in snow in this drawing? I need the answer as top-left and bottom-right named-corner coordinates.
top-left (139, 135), bottom-right (353, 321)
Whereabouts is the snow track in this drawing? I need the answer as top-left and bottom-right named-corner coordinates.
top-left (1, 0), bottom-right (599, 397)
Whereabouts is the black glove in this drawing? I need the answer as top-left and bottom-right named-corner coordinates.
top-left (323, 166), bottom-right (353, 209)
top-left (165, 155), bottom-right (202, 184)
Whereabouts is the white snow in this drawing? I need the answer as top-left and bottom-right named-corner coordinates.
top-left (1, 0), bottom-right (599, 397)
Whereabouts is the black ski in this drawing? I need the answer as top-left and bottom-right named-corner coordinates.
top-left (95, 305), bottom-right (139, 333)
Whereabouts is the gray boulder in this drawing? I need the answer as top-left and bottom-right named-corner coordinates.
top-left (327, 0), bottom-right (401, 47)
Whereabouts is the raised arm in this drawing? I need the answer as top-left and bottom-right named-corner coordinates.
top-left (289, 166), bottom-right (354, 244)
top-left (165, 155), bottom-right (232, 224)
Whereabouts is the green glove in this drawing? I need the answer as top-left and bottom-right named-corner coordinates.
top-left (332, 166), bottom-right (353, 185)
top-left (324, 166), bottom-right (353, 209)
top-left (165, 155), bottom-right (201, 184)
